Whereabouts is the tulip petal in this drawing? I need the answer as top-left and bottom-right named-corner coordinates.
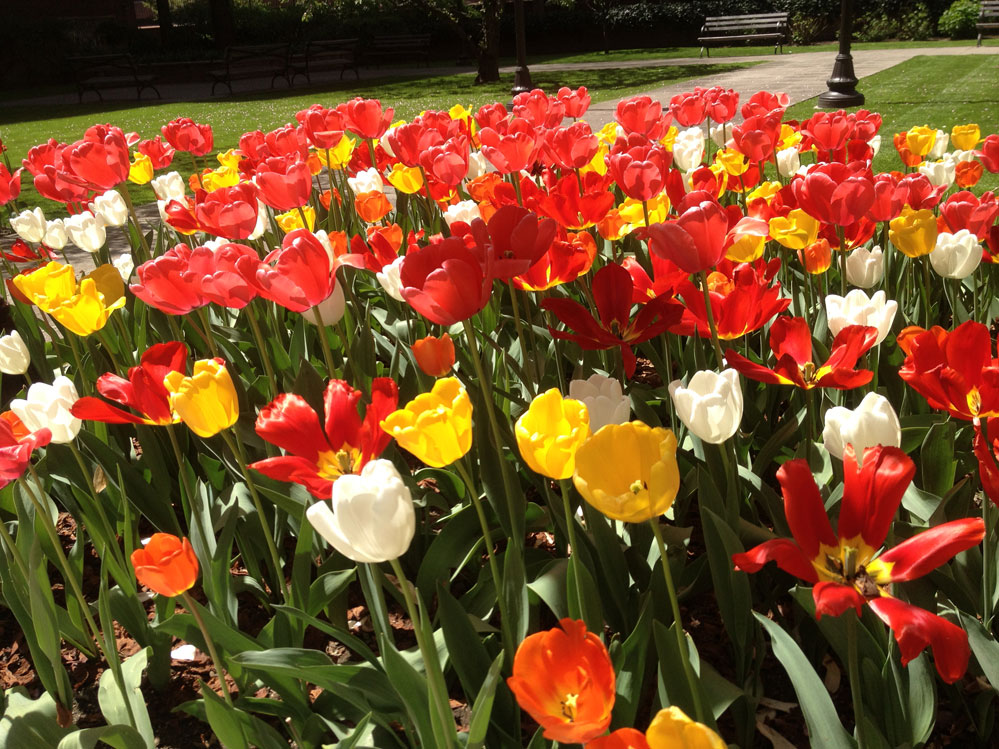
top-left (732, 538), bottom-right (819, 583)
top-left (769, 317), bottom-right (813, 365)
top-left (777, 458), bottom-right (838, 559)
top-left (876, 518), bottom-right (985, 582)
top-left (868, 596), bottom-right (970, 684)
top-left (838, 445), bottom-right (915, 549)
top-left (812, 581), bottom-right (865, 618)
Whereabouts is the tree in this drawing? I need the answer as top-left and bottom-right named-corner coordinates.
top-left (401, 0), bottom-right (504, 83)
top-left (208, 0), bottom-right (236, 49)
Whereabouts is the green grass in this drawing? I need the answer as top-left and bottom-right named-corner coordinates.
top-left (787, 54), bottom-right (999, 191)
top-left (0, 62), bottom-right (754, 215)
top-left (513, 38), bottom-right (999, 66)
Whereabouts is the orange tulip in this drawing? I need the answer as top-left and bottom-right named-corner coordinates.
top-left (798, 238), bottom-right (832, 274)
top-left (507, 619), bottom-right (615, 743)
top-left (131, 533), bottom-right (199, 597)
top-left (355, 190), bottom-right (392, 223)
top-left (955, 160), bottom-right (983, 189)
top-left (412, 333), bottom-right (455, 377)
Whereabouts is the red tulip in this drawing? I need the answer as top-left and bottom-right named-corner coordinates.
top-left (253, 155), bottom-right (312, 211)
top-left (0, 411), bottom-right (51, 489)
top-left (64, 125), bottom-right (130, 190)
top-left (641, 191), bottom-right (728, 274)
top-left (475, 102), bottom-right (509, 130)
top-left (460, 204), bottom-right (557, 281)
top-left (263, 124), bottom-right (309, 161)
top-left (867, 172), bottom-right (906, 222)
top-left (605, 142), bottom-right (670, 202)
top-left (194, 183), bottom-right (260, 240)
top-left (479, 120), bottom-right (541, 175)
top-left (251, 229), bottom-right (336, 313)
top-left (513, 88), bottom-right (565, 128)
top-left (340, 97), bottom-right (394, 140)
top-left (897, 172), bottom-right (946, 210)
top-left (418, 135), bottom-right (470, 186)
top-left (669, 90), bottom-right (707, 127)
top-left (977, 133), bottom-right (999, 173)
top-left (725, 316), bottom-right (878, 390)
top-left (621, 253), bottom-right (688, 304)
top-left (131, 245), bottom-right (209, 314)
top-left (734, 446), bottom-right (982, 684)
top-left (792, 162), bottom-right (874, 227)
top-left (400, 237), bottom-right (491, 325)
top-left (162, 117), bottom-right (213, 156)
top-left (136, 136), bottom-right (175, 169)
top-left (0, 164), bottom-right (22, 205)
top-left (544, 122), bottom-right (599, 171)
top-left (939, 190), bottom-right (999, 240)
top-left (514, 230), bottom-right (597, 292)
top-left (615, 95), bottom-right (671, 139)
top-left (22, 139), bottom-right (65, 176)
top-left (701, 85), bottom-right (739, 124)
top-left (250, 378), bottom-right (398, 498)
top-left (740, 90), bottom-right (789, 118)
top-left (534, 171), bottom-right (615, 230)
top-left (556, 86), bottom-right (591, 119)
top-left (194, 242), bottom-right (261, 309)
top-left (384, 121), bottom-right (444, 168)
top-left (731, 110), bottom-right (783, 163)
top-left (295, 104), bottom-right (347, 150)
top-left (801, 109), bottom-right (852, 156)
top-left (412, 334), bottom-right (456, 377)
top-left (132, 534), bottom-right (199, 598)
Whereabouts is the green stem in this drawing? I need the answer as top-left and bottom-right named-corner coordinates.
top-left (67, 443), bottom-right (125, 570)
top-left (649, 518), bottom-right (705, 723)
top-left (118, 184), bottom-right (151, 263)
top-left (244, 303), bottom-right (279, 397)
top-left (847, 612), bottom-right (867, 749)
top-left (181, 591), bottom-right (234, 706)
top-left (506, 281), bottom-right (535, 395)
top-left (697, 270), bottom-right (726, 369)
top-left (312, 304), bottom-right (337, 378)
top-left (196, 308), bottom-right (219, 358)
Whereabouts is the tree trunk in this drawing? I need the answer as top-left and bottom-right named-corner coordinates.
top-left (208, 0), bottom-right (236, 50)
top-left (156, 0), bottom-right (173, 47)
top-left (475, 49), bottom-right (500, 83)
top-left (476, 0), bottom-right (502, 83)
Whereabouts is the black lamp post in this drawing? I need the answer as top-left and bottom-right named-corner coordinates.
top-left (817, 0), bottom-right (864, 107)
top-left (511, 0), bottom-right (533, 95)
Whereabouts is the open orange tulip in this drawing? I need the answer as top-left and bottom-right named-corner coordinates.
top-left (131, 533), bottom-right (199, 597)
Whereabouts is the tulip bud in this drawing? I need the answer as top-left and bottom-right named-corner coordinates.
top-left (918, 158), bottom-right (956, 189)
top-left (10, 207), bottom-right (46, 243)
top-left (300, 284), bottom-right (346, 326)
top-left (927, 129), bottom-right (949, 160)
top-left (776, 147), bottom-right (801, 179)
top-left (131, 534), bottom-right (199, 597)
top-left (11, 376), bottom-right (81, 444)
top-left (515, 388), bottom-right (591, 480)
top-left (164, 359), bottom-right (239, 438)
top-left (568, 374), bottom-right (630, 433)
top-left (842, 245), bottom-right (884, 288)
top-left (668, 369), bottom-right (743, 444)
top-left (442, 200), bottom-right (481, 228)
top-left (822, 392), bottom-right (901, 462)
top-left (825, 289), bottom-right (897, 346)
top-left (150, 171), bottom-right (186, 202)
top-left (90, 189), bottom-right (129, 227)
top-left (412, 333), bottom-right (455, 377)
top-left (64, 211), bottom-right (107, 253)
top-left (375, 256), bottom-right (405, 302)
top-left (347, 167), bottom-right (384, 195)
top-left (114, 253), bottom-right (135, 282)
top-left (306, 459), bottom-right (415, 563)
top-left (43, 219), bottom-right (68, 250)
top-left (0, 330), bottom-right (30, 375)
top-left (671, 127), bottom-right (705, 172)
top-left (930, 229), bottom-right (982, 279)
top-left (380, 376), bottom-right (472, 467)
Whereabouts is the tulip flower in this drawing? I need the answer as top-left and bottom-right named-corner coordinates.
top-left (250, 378), bottom-right (397, 498)
top-left (776, 146), bottom-right (801, 179)
top-left (842, 246), bottom-right (884, 289)
top-left (151, 171), bottom-right (186, 203)
top-left (557, 85), bottom-right (591, 118)
top-left (930, 229), bottom-right (982, 279)
top-left (973, 418), bottom-right (999, 508)
top-left (615, 95), bottom-right (671, 139)
top-left (72, 342), bottom-right (188, 426)
top-left (164, 359), bottom-right (239, 438)
top-left (731, 110), bottom-right (783, 163)
top-left (898, 320), bottom-right (999, 421)
top-left (769, 209), bottom-right (819, 251)
top-left (306, 459), bottom-right (415, 564)
top-left (671, 127), bottom-right (706, 171)
top-left (399, 238), bottom-right (491, 326)
top-left (64, 125), bottom-right (130, 191)
top-left (193, 183), bottom-right (260, 240)
top-left (90, 190), bottom-right (129, 227)
top-left (251, 229), bottom-right (337, 313)
top-left (128, 154), bottom-right (153, 186)
top-left (825, 289), bottom-right (897, 346)
top-left (507, 619), bottom-right (615, 744)
top-left (669, 91), bottom-right (707, 127)
top-left (15, 262), bottom-right (126, 337)
top-left (10, 207), bottom-right (47, 243)
top-left (799, 238), bottom-right (833, 274)
top-left (542, 263), bottom-right (683, 379)
top-left (0, 411), bottom-right (51, 489)
top-left (162, 117), bottom-right (213, 156)
top-left (380, 377), bottom-right (472, 468)
top-left (300, 285), bottom-right (346, 327)
top-left (136, 135), bottom-right (175, 169)
top-left (792, 162), bottom-right (874, 228)
top-left (939, 190), bottom-right (999, 240)
top-left (412, 334), bottom-right (455, 377)
top-left (11, 376), bottom-right (81, 444)
top-left (888, 206), bottom-right (938, 259)
top-left (43, 219), bottom-right (68, 251)
top-left (132, 534), bottom-right (199, 597)
top-left (0, 331), bottom-right (30, 375)
top-left (641, 191), bottom-right (728, 273)
top-left (734, 446), bottom-right (982, 683)
top-left (64, 211), bottom-right (107, 253)
top-left (568, 374), bottom-right (630, 433)
top-left (0, 164), bottom-right (22, 206)
top-left (573, 421), bottom-right (680, 523)
top-left (605, 144), bottom-right (670, 202)
top-left (822, 391), bottom-right (901, 462)
top-left (955, 160), bottom-right (983, 188)
top-left (588, 706), bottom-right (725, 749)
top-left (253, 156), bottom-right (313, 211)
top-left (669, 369), bottom-right (743, 444)
top-left (515, 389), bottom-right (590, 480)
top-left (340, 97), bottom-right (394, 140)
top-left (462, 204), bottom-right (557, 281)
top-left (725, 316), bottom-right (878, 391)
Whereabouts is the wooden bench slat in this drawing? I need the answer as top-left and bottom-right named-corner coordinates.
top-left (698, 11), bottom-right (788, 57)
top-left (980, 2), bottom-right (999, 45)
top-left (68, 53), bottom-right (160, 103)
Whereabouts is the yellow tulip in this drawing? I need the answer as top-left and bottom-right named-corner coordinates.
top-left (216, 148), bottom-right (242, 169)
top-left (714, 148), bottom-right (750, 177)
top-left (580, 142), bottom-right (609, 176)
top-left (618, 193), bottom-right (670, 228)
top-left (164, 359), bottom-right (239, 438)
top-left (275, 206), bottom-right (315, 233)
top-left (659, 125), bottom-right (679, 152)
top-left (905, 125), bottom-right (937, 158)
top-left (646, 707), bottom-right (726, 749)
top-left (595, 122), bottom-right (619, 146)
top-left (13, 261), bottom-right (77, 312)
top-left (889, 206), bottom-right (937, 258)
top-left (380, 377), bottom-right (472, 468)
top-left (951, 123), bottom-right (981, 151)
top-left (573, 421), bottom-right (680, 523)
top-left (747, 181), bottom-right (782, 203)
top-left (201, 165), bottom-right (241, 192)
top-left (777, 123), bottom-right (802, 151)
top-left (48, 276), bottom-right (126, 336)
top-left (769, 209), bottom-right (819, 251)
top-left (386, 163), bottom-right (425, 195)
top-left (128, 153), bottom-right (154, 185)
top-left (515, 389), bottom-right (590, 480)
top-left (316, 136), bottom-right (356, 170)
top-left (13, 262), bottom-right (125, 336)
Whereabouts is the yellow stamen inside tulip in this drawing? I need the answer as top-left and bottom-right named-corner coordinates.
top-left (561, 692), bottom-right (579, 721)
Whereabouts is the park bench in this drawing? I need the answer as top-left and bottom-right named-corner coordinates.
top-left (366, 34), bottom-right (432, 67)
top-left (979, 1), bottom-right (999, 46)
top-left (291, 38), bottom-right (360, 83)
top-left (698, 12), bottom-right (789, 57)
top-left (69, 53), bottom-right (161, 103)
top-left (208, 43), bottom-right (293, 95)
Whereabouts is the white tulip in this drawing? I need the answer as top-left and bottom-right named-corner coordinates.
top-left (306, 459), bottom-right (415, 563)
top-left (10, 207), bottom-right (46, 243)
top-left (825, 289), bottom-right (897, 345)
top-left (375, 256), bottom-right (405, 302)
top-left (822, 392), bottom-right (901, 462)
top-left (842, 246), bottom-right (884, 289)
top-left (43, 219), bottom-right (68, 250)
top-left (668, 369), bottom-right (743, 444)
top-left (466, 151), bottom-right (494, 181)
top-left (950, 149), bottom-right (977, 164)
top-left (868, 134), bottom-right (882, 158)
top-left (347, 167), bottom-right (383, 195)
top-left (442, 200), bottom-right (481, 228)
top-left (150, 171), bottom-right (186, 202)
top-left (776, 147), bottom-right (801, 179)
top-left (671, 127), bottom-right (705, 172)
top-left (930, 229), bottom-right (981, 279)
top-left (247, 200), bottom-right (268, 241)
top-left (301, 284), bottom-right (346, 326)
top-left (0, 330), bottom-right (30, 375)
top-left (90, 190), bottom-right (129, 227)
top-left (918, 157), bottom-right (955, 189)
top-left (113, 254), bottom-right (135, 282)
top-left (11, 376), bottom-right (81, 444)
top-left (709, 124), bottom-right (728, 148)
top-left (568, 374), bottom-right (630, 433)
top-left (64, 211), bottom-right (107, 253)
top-left (927, 129), bottom-right (949, 160)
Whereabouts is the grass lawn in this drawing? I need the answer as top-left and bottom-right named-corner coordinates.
top-left (788, 54), bottom-right (999, 190)
top-left (0, 62), bottom-right (754, 215)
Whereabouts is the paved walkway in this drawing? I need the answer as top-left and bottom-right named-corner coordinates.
top-left (5, 44), bottom-right (998, 269)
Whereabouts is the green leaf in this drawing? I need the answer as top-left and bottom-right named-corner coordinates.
top-left (527, 559), bottom-right (568, 620)
top-left (700, 507), bottom-right (753, 658)
top-left (56, 725), bottom-right (148, 749)
top-left (96, 648), bottom-right (154, 748)
top-left (610, 596), bottom-right (653, 729)
top-left (379, 641), bottom-right (437, 746)
top-left (920, 420), bottom-right (956, 497)
top-left (467, 654), bottom-right (504, 749)
top-left (960, 612), bottom-right (999, 690)
top-left (436, 585), bottom-right (494, 703)
top-left (0, 687), bottom-right (70, 749)
top-left (201, 683), bottom-right (249, 749)
top-left (652, 620), bottom-right (715, 728)
top-left (754, 613), bottom-right (854, 749)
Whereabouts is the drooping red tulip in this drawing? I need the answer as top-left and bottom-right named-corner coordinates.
top-left (641, 191), bottom-right (728, 274)
top-left (162, 117), bottom-right (214, 156)
top-left (462, 204), bottom-right (557, 281)
top-left (399, 237), bottom-right (492, 325)
top-left (253, 155), bottom-right (313, 211)
top-left (534, 171), bottom-right (615, 230)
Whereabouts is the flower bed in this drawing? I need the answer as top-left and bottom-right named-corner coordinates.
top-left (1, 86), bottom-right (999, 746)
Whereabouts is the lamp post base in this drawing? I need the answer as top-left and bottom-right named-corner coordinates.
top-left (511, 67), bottom-right (534, 96)
top-left (817, 53), bottom-right (865, 108)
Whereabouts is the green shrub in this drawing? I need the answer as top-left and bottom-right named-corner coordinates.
top-left (938, 0), bottom-right (980, 38)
